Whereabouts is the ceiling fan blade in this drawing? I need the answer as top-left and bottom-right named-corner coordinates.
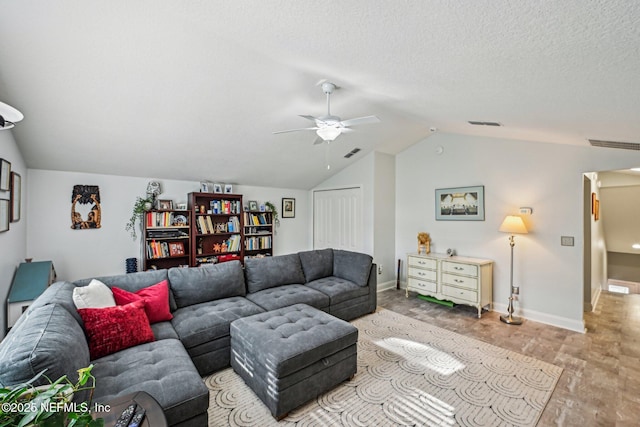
top-left (313, 135), bottom-right (324, 145)
top-left (273, 127), bottom-right (318, 135)
top-left (339, 115), bottom-right (380, 127)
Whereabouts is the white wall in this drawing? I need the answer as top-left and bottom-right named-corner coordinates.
top-left (26, 169), bottom-right (311, 282)
top-left (585, 172), bottom-right (606, 309)
top-left (395, 133), bottom-right (640, 332)
top-left (313, 152), bottom-right (397, 288)
top-left (0, 130), bottom-right (27, 335)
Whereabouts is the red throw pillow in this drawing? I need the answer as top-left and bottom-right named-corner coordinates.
top-left (78, 300), bottom-right (154, 359)
top-left (111, 280), bottom-right (173, 324)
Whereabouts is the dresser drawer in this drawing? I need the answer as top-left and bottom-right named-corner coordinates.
top-left (408, 256), bottom-right (437, 270)
top-left (441, 273), bottom-right (478, 290)
top-left (442, 285), bottom-right (478, 303)
top-left (408, 267), bottom-right (437, 281)
top-left (442, 261), bottom-right (478, 277)
top-left (408, 278), bottom-right (437, 294)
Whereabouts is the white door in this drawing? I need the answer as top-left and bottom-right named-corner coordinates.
top-left (313, 187), bottom-right (362, 251)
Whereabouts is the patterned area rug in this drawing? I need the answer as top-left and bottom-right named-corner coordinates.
top-left (206, 309), bottom-right (562, 426)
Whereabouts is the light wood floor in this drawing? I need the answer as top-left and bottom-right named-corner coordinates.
top-left (378, 288), bottom-right (640, 427)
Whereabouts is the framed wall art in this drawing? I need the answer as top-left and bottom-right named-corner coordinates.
top-left (0, 199), bottom-right (8, 233)
top-left (282, 197), bottom-right (295, 218)
top-left (435, 185), bottom-right (485, 221)
top-left (0, 159), bottom-right (10, 191)
top-left (10, 172), bottom-right (20, 222)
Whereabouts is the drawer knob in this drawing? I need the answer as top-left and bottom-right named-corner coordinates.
top-left (454, 279), bottom-right (464, 283)
top-left (418, 261), bottom-right (426, 265)
top-left (454, 266), bottom-right (463, 270)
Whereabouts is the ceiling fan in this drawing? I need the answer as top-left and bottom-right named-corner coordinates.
top-left (273, 81), bottom-right (380, 144)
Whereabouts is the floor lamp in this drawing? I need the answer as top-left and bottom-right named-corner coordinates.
top-left (498, 215), bottom-right (528, 325)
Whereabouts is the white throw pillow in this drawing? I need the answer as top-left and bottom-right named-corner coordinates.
top-left (72, 279), bottom-right (116, 309)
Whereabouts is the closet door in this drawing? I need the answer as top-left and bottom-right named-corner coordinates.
top-left (313, 187), bottom-right (362, 252)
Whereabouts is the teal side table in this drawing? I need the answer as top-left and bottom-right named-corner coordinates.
top-left (6, 260), bottom-right (56, 330)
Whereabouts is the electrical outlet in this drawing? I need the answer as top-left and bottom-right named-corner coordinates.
top-left (378, 265), bottom-right (383, 275)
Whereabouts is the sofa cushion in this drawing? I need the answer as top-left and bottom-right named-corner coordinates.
top-left (73, 279), bottom-right (116, 309)
top-left (333, 250), bottom-right (373, 287)
top-left (244, 254), bottom-right (306, 293)
top-left (168, 261), bottom-right (245, 308)
top-left (112, 280), bottom-right (173, 323)
top-left (19, 281), bottom-right (83, 328)
top-left (171, 297), bottom-right (264, 349)
top-left (0, 304), bottom-right (90, 387)
top-left (74, 269), bottom-right (176, 311)
top-left (298, 248), bottom-right (334, 282)
top-left (78, 301), bottom-right (155, 359)
top-left (91, 338), bottom-right (209, 427)
top-left (305, 276), bottom-right (370, 305)
top-left (245, 284), bottom-right (330, 312)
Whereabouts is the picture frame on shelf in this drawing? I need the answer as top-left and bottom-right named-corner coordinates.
top-left (248, 200), bottom-right (258, 211)
top-left (213, 183), bottom-right (223, 194)
top-left (158, 199), bottom-right (173, 210)
top-left (282, 198), bottom-right (295, 218)
top-left (200, 181), bottom-right (209, 193)
top-left (10, 172), bottom-right (20, 222)
top-left (0, 199), bottom-right (8, 233)
top-left (224, 184), bottom-right (233, 194)
top-left (176, 203), bottom-right (187, 210)
top-left (168, 241), bottom-right (185, 256)
top-left (0, 158), bottom-right (10, 191)
top-left (435, 185), bottom-right (485, 221)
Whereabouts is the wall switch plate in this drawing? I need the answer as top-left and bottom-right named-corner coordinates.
top-left (519, 207), bottom-right (533, 215)
top-left (561, 236), bottom-right (574, 246)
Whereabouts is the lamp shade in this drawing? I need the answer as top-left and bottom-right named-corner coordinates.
top-left (499, 215), bottom-right (528, 234)
top-left (316, 126), bottom-right (341, 141)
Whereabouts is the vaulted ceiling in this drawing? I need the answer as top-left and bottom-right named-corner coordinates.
top-left (1, 1), bottom-right (639, 189)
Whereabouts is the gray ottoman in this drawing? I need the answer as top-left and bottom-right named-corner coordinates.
top-left (230, 303), bottom-right (358, 419)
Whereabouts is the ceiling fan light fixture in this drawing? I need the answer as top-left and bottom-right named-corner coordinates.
top-left (317, 126), bottom-right (341, 141)
top-left (0, 101), bottom-right (24, 130)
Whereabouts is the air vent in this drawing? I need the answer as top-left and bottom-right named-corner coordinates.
top-left (468, 121), bottom-right (502, 127)
top-left (589, 139), bottom-right (640, 150)
top-left (344, 148), bottom-right (361, 159)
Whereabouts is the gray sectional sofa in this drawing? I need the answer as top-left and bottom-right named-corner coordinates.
top-left (0, 248), bottom-right (376, 426)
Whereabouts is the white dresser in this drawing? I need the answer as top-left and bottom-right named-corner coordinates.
top-left (406, 252), bottom-right (493, 318)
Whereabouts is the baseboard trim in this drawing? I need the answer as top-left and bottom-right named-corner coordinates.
top-left (376, 280), bottom-right (397, 292)
top-left (591, 286), bottom-right (602, 311)
top-left (493, 302), bottom-right (586, 333)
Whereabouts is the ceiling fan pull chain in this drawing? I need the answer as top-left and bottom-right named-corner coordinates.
top-left (325, 141), bottom-right (331, 170)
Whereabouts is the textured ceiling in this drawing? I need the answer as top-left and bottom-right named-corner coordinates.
top-left (1, 1), bottom-right (639, 189)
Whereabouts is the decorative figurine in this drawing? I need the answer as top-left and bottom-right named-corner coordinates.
top-left (417, 232), bottom-right (430, 254)
top-left (213, 243), bottom-right (221, 253)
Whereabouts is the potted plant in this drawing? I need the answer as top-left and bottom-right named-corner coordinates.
top-left (0, 365), bottom-right (103, 427)
top-left (125, 196), bottom-right (153, 240)
top-left (264, 201), bottom-right (280, 227)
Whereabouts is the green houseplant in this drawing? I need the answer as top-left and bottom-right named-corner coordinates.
top-left (264, 201), bottom-right (279, 226)
top-left (0, 365), bottom-right (103, 427)
top-left (125, 196), bottom-right (153, 240)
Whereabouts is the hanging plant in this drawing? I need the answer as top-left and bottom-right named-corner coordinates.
top-left (125, 196), bottom-right (153, 239)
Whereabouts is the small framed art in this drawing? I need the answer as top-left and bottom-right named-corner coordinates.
top-left (158, 199), bottom-right (173, 210)
top-left (248, 200), bottom-right (258, 211)
top-left (282, 198), bottom-right (295, 218)
top-left (435, 185), bottom-right (485, 221)
top-left (224, 184), bottom-right (233, 194)
top-left (0, 159), bottom-right (10, 191)
top-left (10, 172), bottom-right (20, 222)
top-left (0, 199), bottom-right (8, 233)
top-left (213, 183), bottom-right (223, 194)
top-left (169, 241), bottom-right (185, 256)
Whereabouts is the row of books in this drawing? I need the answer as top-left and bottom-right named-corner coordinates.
top-left (196, 215), bottom-right (240, 234)
top-left (243, 212), bottom-right (271, 226)
top-left (146, 211), bottom-right (188, 228)
top-left (210, 199), bottom-right (242, 215)
top-left (146, 240), bottom-right (186, 259)
top-left (226, 235), bottom-right (242, 252)
top-left (245, 236), bottom-right (272, 250)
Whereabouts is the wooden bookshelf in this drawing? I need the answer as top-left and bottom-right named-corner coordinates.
top-left (143, 210), bottom-right (191, 270)
top-left (243, 210), bottom-right (273, 259)
top-left (188, 192), bottom-right (243, 266)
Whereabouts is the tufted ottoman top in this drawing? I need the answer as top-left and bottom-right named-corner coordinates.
top-left (230, 304), bottom-right (357, 378)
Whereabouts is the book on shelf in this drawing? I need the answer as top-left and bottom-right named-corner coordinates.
top-left (206, 216), bottom-right (214, 234)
